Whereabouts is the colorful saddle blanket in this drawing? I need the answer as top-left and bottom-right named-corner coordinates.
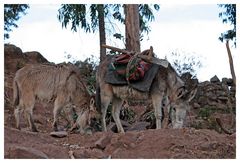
top-left (105, 54), bottom-right (159, 92)
top-left (109, 53), bottom-right (151, 81)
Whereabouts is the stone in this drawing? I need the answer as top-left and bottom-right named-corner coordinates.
top-left (24, 51), bottom-right (48, 63)
top-left (6, 146), bottom-right (48, 159)
top-left (107, 120), bottom-right (131, 132)
top-left (230, 86), bottom-right (236, 92)
top-left (127, 122), bottom-right (150, 131)
top-left (205, 92), bottom-right (217, 100)
top-left (218, 96), bottom-right (229, 102)
top-left (210, 75), bottom-right (220, 83)
top-left (222, 78), bottom-right (233, 86)
top-left (193, 103), bottom-right (201, 109)
top-left (216, 90), bottom-right (227, 97)
top-left (198, 96), bottom-right (208, 105)
top-left (4, 44), bottom-right (23, 58)
top-left (94, 134), bottom-right (112, 150)
top-left (222, 78), bottom-right (228, 84)
top-left (50, 131), bottom-right (68, 138)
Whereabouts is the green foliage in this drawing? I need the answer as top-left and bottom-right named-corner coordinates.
top-left (74, 55), bottom-right (98, 93)
top-left (4, 4), bottom-right (29, 39)
top-left (191, 117), bottom-right (220, 132)
top-left (64, 53), bottom-right (98, 93)
top-left (111, 4), bottom-right (124, 23)
top-left (143, 110), bottom-right (155, 123)
top-left (198, 107), bottom-right (217, 120)
top-left (58, 4), bottom-right (91, 32)
top-left (58, 4), bottom-right (160, 40)
top-left (105, 103), bottom-right (136, 126)
top-left (138, 4), bottom-right (160, 35)
top-left (218, 4), bottom-right (236, 46)
top-left (167, 51), bottom-right (202, 78)
top-left (113, 33), bottom-right (124, 40)
top-left (192, 107), bottom-right (222, 132)
top-left (120, 106), bottom-right (136, 124)
top-left (112, 4), bottom-right (160, 34)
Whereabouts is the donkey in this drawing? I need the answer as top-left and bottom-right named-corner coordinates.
top-left (13, 63), bottom-right (96, 132)
top-left (96, 56), bottom-right (197, 133)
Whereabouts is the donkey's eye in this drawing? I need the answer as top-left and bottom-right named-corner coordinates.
top-left (172, 107), bottom-right (176, 112)
top-left (177, 91), bottom-right (183, 97)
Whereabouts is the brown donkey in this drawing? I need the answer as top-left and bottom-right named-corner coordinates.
top-left (13, 63), bottom-right (96, 132)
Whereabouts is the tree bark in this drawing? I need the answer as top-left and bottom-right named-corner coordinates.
top-left (97, 4), bottom-right (106, 62)
top-left (124, 4), bottom-right (141, 52)
top-left (226, 40), bottom-right (236, 86)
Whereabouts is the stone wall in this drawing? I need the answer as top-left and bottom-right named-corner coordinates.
top-left (192, 75), bottom-right (235, 111)
top-left (181, 73), bottom-right (235, 111)
top-left (181, 73), bottom-right (236, 131)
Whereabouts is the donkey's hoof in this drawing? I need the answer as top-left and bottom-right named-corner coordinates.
top-left (31, 127), bottom-right (38, 132)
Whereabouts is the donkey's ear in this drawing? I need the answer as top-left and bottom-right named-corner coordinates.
top-left (89, 97), bottom-right (96, 111)
top-left (176, 86), bottom-right (186, 99)
top-left (185, 87), bottom-right (197, 102)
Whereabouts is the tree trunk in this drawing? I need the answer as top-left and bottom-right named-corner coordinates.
top-left (97, 4), bottom-right (106, 62)
top-left (124, 4), bottom-right (140, 52)
top-left (226, 40), bottom-right (236, 86)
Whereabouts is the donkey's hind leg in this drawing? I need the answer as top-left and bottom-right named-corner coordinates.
top-left (25, 107), bottom-right (38, 132)
top-left (24, 99), bottom-right (38, 132)
top-left (14, 105), bottom-right (22, 130)
top-left (52, 94), bottom-right (66, 131)
top-left (152, 93), bottom-right (164, 129)
top-left (112, 97), bottom-right (124, 133)
top-left (100, 94), bottom-right (111, 132)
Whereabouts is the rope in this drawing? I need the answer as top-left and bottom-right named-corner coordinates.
top-left (125, 48), bottom-right (152, 85)
top-left (125, 52), bottom-right (140, 85)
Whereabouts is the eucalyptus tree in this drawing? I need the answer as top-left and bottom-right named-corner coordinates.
top-left (218, 4), bottom-right (236, 85)
top-left (113, 4), bottom-right (160, 51)
top-left (58, 4), bottom-right (107, 61)
top-left (58, 4), bottom-right (160, 61)
top-left (4, 4), bottom-right (29, 39)
top-left (218, 4), bottom-right (236, 46)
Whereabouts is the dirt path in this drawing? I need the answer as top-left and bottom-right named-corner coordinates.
top-left (4, 126), bottom-right (235, 159)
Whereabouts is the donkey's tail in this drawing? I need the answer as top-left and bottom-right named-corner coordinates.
top-left (13, 79), bottom-right (20, 106)
top-left (95, 80), bottom-right (101, 113)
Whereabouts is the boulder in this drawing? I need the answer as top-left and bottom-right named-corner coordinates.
top-left (210, 75), bottom-right (220, 83)
top-left (127, 122), bottom-right (150, 131)
top-left (6, 146), bottom-right (48, 159)
top-left (24, 51), bottom-right (48, 63)
top-left (94, 134), bottom-right (113, 150)
top-left (222, 78), bottom-right (233, 86)
top-left (193, 103), bottom-right (201, 109)
top-left (50, 131), bottom-right (68, 138)
top-left (4, 44), bottom-right (23, 58)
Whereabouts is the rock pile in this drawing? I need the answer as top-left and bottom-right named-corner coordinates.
top-left (181, 73), bottom-right (235, 112)
top-left (193, 75), bottom-right (235, 111)
top-left (181, 73), bottom-right (236, 131)
top-left (4, 44), bottom-right (48, 73)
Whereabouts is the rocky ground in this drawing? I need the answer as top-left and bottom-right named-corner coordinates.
top-left (4, 44), bottom-right (236, 159)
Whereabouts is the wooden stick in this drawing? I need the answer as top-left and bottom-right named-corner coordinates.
top-left (138, 54), bottom-right (169, 68)
top-left (102, 44), bottom-right (169, 68)
top-left (102, 44), bottom-right (131, 54)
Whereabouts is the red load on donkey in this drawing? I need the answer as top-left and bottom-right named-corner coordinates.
top-left (110, 52), bottom-right (151, 82)
top-left (104, 46), bottom-right (166, 92)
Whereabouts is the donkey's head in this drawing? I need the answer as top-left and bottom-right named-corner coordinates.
top-left (168, 87), bottom-right (197, 128)
top-left (166, 66), bottom-right (197, 128)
